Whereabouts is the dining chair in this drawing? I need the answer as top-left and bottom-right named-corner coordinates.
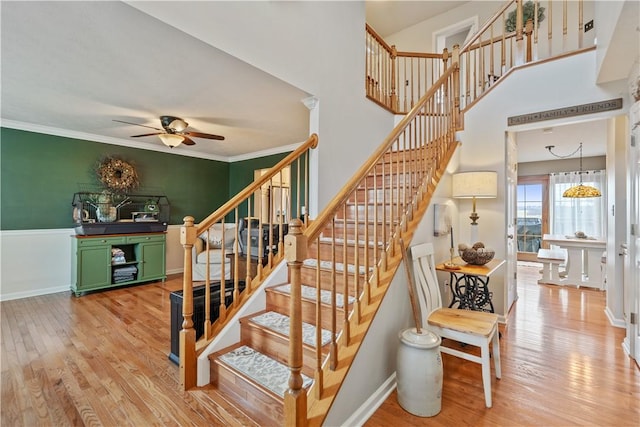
top-left (410, 242), bottom-right (501, 408)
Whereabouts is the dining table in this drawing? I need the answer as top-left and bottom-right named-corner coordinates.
top-left (542, 234), bottom-right (606, 289)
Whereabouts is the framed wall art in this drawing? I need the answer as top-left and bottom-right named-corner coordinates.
top-left (433, 203), bottom-right (451, 237)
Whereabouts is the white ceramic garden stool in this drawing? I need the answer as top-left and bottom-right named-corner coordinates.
top-left (396, 327), bottom-right (443, 417)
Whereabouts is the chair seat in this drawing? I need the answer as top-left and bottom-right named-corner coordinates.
top-left (428, 308), bottom-right (498, 337)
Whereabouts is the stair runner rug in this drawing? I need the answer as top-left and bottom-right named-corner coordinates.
top-left (250, 311), bottom-right (332, 347)
top-left (273, 284), bottom-right (356, 308)
top-left (303, 258), bottom-right (371, 275)
top-left (219, 345), bottom-right (312, 397)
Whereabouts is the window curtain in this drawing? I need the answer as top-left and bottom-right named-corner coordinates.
top-left (549, 170), bottom-right (606, 238)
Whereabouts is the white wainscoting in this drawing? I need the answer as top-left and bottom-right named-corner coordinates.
top-left (0, 226), bottom-right (184, 301)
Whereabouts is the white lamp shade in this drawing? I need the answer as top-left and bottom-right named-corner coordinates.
top-left (158, 133), bottom-right (184, 148)
top-left (452, 171), bottom-right (497, 199)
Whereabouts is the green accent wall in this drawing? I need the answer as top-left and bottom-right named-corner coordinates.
top-left (0, 128), bottom-right (230, 229)
top-left (1, 127), bottom-right (296, 230)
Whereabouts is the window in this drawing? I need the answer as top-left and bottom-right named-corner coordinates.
top-left (517, 175), bottom-right (549, 255)
top-left (549, 170), bottom-right (606, 238)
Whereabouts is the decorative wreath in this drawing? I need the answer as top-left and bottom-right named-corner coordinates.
top-left (96, 156), bottom-right (139, 193)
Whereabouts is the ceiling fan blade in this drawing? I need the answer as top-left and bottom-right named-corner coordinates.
top-left (131, 132), bottom-right (163, 138)
top-left (113, 119), bottom-right (162, 131)
top-left (181, 136), bottom-right (196, 146)
top-left (183, 131), bottom-right (225, 141)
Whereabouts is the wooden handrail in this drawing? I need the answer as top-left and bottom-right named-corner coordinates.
top-left (179, 133), bottom-right (318, 391)
top-left (288, 59), bottom-right (461, 424)
top-left (306, 65), bottom-right (457, 243)
top-left (396, 51), bottom-right (443, 59)
top-left (460, 0), bottom-right (515, 54)
top-left (197, 133), bottom-right (318, 233)
top-left (365, 23), bottom-right (392, 52)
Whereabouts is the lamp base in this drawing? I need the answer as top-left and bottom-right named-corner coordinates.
top-left (470, 223), bottom-right (478, 245)
top-left (443, 263), bottom-right (461, 270)
top-left (469, 211), bottom-right (479, 225)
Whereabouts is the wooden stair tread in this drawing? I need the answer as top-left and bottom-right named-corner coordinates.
top-left (269, 283), bottom-right (356, 308)
top-left (217, 345), bottom-right (313, 398)
top-left (427, 308), bottom-right (498, 337)
top-left (247, 310), bottom-right (332, 348)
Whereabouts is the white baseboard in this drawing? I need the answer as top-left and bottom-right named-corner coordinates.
top-left (341, 373), bottom-right (397, 427)
top-left (0, 285), bottom-right (70, 302)
top-left (604, 306), bottom-right (626, 328)
top-left (622, 337), bottom-right (631, 358)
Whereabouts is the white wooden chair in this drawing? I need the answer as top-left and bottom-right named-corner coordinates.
top-left (410, 242), bottom-right (501, 408)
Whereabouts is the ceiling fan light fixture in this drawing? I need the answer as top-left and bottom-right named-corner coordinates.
top-left (169, 118), bottom-right (188, 132)
top-left (158, 133), bottom-right (184, 148)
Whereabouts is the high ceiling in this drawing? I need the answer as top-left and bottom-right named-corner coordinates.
top-left (366, 1), bottom-right (471, 37)
top-left (1, 1), bottom-right (311, 161)
top-left (0, 1), bottom-right (627, 163)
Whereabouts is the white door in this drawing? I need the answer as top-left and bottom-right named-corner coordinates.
top-left (628, 126), bottom-right (640, 361)
top-left (505, 132), bottom-right (519, 312)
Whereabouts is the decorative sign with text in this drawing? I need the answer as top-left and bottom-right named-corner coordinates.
top-left (507, 98), bottom-right (623, 126)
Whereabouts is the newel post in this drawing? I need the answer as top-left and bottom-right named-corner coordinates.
top-left (515, 0), bottom-right (525, 65)
top-left (452, 44), bottom-right (461, 130)
top-left (284, 219), bottom-right (307, 427)
top-left (524, 18), bottom-right (534, 63)
top-left (390, 45), bottom-right (398, 111)
top-left (442, 47), bottom-right (449, 72)
top-left (180, 216), bottom-right (197, 390)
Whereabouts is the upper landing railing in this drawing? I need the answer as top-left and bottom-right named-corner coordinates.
top-left (366, 0), bottom-right (593, 115)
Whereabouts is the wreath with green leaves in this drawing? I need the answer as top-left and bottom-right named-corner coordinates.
top-left (96, 156), bottom-right (139, 193)
top-left (505, 1), bottom-right (545, 32)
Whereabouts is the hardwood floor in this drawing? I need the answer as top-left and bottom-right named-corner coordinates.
top-left (366, 262), bottom-right (640, 426)
top-left (1, 275), bottom-right (258, 427)
top-left (1, 264), bottom-right (638, 426)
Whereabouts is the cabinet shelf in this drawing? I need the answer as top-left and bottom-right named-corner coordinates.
top-left (112, 261), bottom-right (139, 267)
top-left (71, 232), bottom-right (166, 296)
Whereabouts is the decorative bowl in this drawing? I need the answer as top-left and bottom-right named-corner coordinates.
top-left (458, 242), bottom-right (495, 265)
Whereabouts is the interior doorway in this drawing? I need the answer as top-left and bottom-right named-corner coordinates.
top-left (433, 16), bottom-right (477, 109)
top-left (253, 167), bottom-right (291, 224)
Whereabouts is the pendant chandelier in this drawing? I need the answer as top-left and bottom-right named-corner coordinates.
top-left (545, 143), bottom-right (602, 198)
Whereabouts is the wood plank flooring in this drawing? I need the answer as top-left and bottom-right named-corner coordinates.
top-left (366, 262), bottom-right (640, 426)
top-left (1, 264), bottom-right (638, 426)
top-left (1, 275), bottom-right (258, 427)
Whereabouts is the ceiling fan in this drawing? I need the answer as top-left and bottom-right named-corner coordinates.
top-left (113, 115), bottom-right (225, 148)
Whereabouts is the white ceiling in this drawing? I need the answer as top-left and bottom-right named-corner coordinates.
top-left (514, 119), bottom-right (608, 163)
top-left (1, 1), bottom-right (311, 161)
top-left (366, 1), bottom-right (472, 37)
top-left (0, 1), bottom-right (625, 163)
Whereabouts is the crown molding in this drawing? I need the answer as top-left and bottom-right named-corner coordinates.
top-left (1, 119), bottom-right (298, 163)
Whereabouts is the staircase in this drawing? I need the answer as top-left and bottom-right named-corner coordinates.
top-left (204, 125), bottom-right (458, 425)
top-left (177, 1), bottom-right (593, 424)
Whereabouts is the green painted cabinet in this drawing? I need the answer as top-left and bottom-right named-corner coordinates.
top-left (131, 234), bottom-right (166, 281)
top-left (71, 233), bottom-right (166, 296)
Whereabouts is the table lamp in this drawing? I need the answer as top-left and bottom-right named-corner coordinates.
top-left (452, 171), bottom-right (497, 243)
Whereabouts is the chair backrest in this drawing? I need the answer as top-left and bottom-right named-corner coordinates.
top-left (410, 243), bottom-right (443, 319)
